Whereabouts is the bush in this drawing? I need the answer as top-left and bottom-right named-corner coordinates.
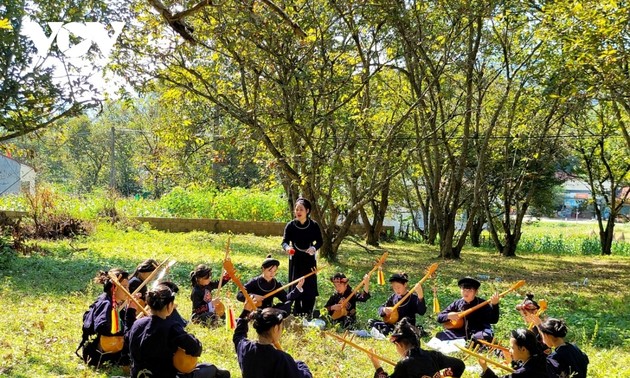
top-left (0, 233), bottom-right (15, 269)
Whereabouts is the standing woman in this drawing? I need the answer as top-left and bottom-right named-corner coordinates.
top-left (233, 302), bottom-right (312, 378)
top-left (537, 318), bottom-right (589, 378)
top-left (281, 197), bottom-right (323, 317)
top-left (128, 283), bottom-right (230, 378)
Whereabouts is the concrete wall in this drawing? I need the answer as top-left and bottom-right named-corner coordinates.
top-left (1, 211), bottom-right (394, 237)
top-left (135, 217), bottom-right (394, 237)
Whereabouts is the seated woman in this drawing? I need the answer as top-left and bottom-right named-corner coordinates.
top-left (369, 318), bottom-right (465, 378)
top-left (236, 255), bottom-right (304, 313)
top-left (128, 259), bottom-right (159, 301)
top-left (515, 293), bottom-right (549, 356)
top-left (233, 301), bottom-right (312, 378)
top-left (537, 318), bottom-right (589, 378)
top-left (132, 259), bottom-right (188, 328)
top-left (189, 264), bottom-right (230, 326)
top-left (128, 283), bottom-right (230, 378)
top-left (478, 328), bottom-right (548, 378)
top-left (324, 272), bottom-right (370, 329)
top-left (435, 277), bottom-right (499, 342)
top-left (77, 268), bottom-right (136, 368)
top-left (368, 273), bottom-right (426, 336)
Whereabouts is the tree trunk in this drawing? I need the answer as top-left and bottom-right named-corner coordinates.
top-left (501, 232), bottom-right (519, 257)
top-left (439, 213), bottom-right (461, 259)
top-left (427, 214), bottom-right (438, 245)
top-left (600, 218), bottom-right (615, 255)
top-left (319, 226), bottom-right (335, 261)
top-left (361, 182), bottom-right (390, 246)
top-left (470, 213), bottom-right (485, 247)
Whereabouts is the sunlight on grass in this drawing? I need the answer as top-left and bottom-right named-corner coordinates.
top-left (0, 222), bottom-right (628, 377)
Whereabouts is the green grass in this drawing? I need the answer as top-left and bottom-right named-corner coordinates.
top-left (0, 222), bottom-right (629, 377)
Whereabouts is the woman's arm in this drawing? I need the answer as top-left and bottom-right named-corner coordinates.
top-left (233, 309), bottom-right (251, 350)
top-left (171, 323), bottom-right (203, 357)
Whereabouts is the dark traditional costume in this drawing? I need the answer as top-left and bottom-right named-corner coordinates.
top-left (374, 347), bottom-right (465, 378)
top-left (545, 343), bottom-right (589, 378)
top-left (233, 309), bottom-right (312, 378)
top-left (128, 315), bottom-right (229, 378)
top-left (281, 216), bottom-right (323, 316)
top-left (481, 355), bottom-right (548, 378)
top-left (324, 275), bottom-right (370, 329)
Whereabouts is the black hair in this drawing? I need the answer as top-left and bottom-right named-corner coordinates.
top-left (515, 293), bottom-right (539, 312)
top-left (160, 280), bottom-right (180, 294)
top-left (389, 272), bottom-right (409, 284)
top-left (295, 197), bottom-right (312, 216)
top-left (538, 318), bottom-right (568, 338)
top-left (248, 307), bottom-right (286, 335)
top-left (146, 283), bottom-right (176, 311)
top-left (94, 268), bottom-right (129, 293)
top-left (389, 318), bottom-right (421, 349)
top-left (132, 259), bottom-right (158, 278)
top-left (261, 254), bottom-right (280, 269)
top-left (190, 264), bottom-right (212, 286)
top-left (511, 328), bottom-right (542, 356)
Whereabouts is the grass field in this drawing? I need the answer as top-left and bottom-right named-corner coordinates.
top-left (0, 220), bottom-right (628, 377)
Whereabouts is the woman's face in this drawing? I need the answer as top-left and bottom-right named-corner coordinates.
top-left (262, 265), bottom-right (278, 281)
top-left (460, 286), bottom-right (477, 302)
top-left (509, 337), bottom-right (528, 361)
top-left (294, 203), bottom-right (309, 221)
top-left (391, 282), bottom-right (407, 295)
top-left (333, 281), bottom-right (348, 294)
top-left (197, 275), bottom-right (211, 286)
top-left (115, 278), bottom-right (129, 302)
top-left (394, 341), bottom-right (407, 357)
top-left (540, 331), bottom-right (552, 347)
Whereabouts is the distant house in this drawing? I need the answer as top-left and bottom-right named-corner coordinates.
top-left (0, 155), bottom-right (35, 195)
top-left (558, 178), bottom-right (630, 220)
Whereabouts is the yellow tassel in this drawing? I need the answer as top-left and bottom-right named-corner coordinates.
top-left (432, 287), bottom-right (440, 314)
top-left (377, 269), bottom-right (385, 285)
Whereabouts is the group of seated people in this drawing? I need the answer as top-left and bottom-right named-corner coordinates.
top-left (77, 257), bottom-right (589, 378)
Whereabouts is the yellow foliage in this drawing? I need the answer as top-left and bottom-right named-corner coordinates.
top-left (0, 18), bottom-right (12, 30)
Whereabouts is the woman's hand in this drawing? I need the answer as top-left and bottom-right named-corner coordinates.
top-left (251, 294), bottom-right (265, 304)
top-left (490, 292), bottom-right (500, 305)
top-left (447, 312), bottom-right (459, 322)
top-left (296, 277), bottom-right (305, 290)
top-left (368, 349), bottom-right (381, 370)
top-left (362, 274), bottom-right (370, 293)
top-left (478, 358), bottom-right (488, 373)
top-left (306, 247), bottom-right (316, 256)
top-left (244, 298), bottom-right (256, 312)
top-left (203, 290), bottom-right (212, 302)
top-left (415, 284), bottom-right (424, 299)
top-left (330, 303), bottom-right (342, 311)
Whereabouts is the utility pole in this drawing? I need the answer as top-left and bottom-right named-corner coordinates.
top-left (110, 127), bottom-right (116, 190)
